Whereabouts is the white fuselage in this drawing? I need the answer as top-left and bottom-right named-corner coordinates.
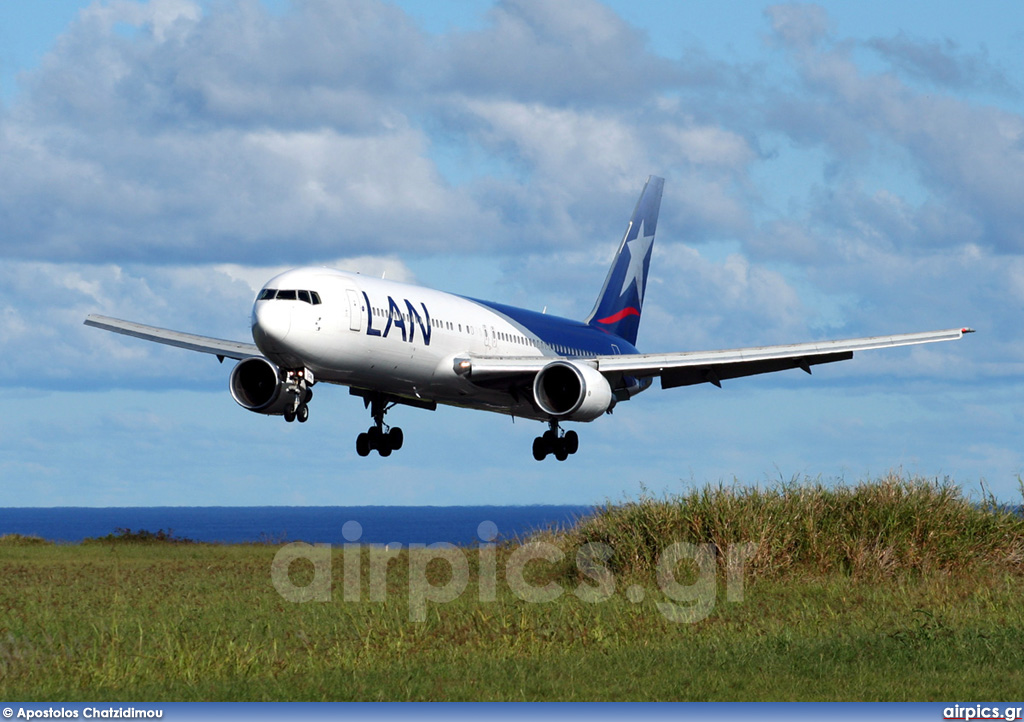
top-left (250, 267), bottom-right (642, 421)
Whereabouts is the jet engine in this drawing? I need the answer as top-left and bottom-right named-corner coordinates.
top-left (229, 357), bottom-right (296, 416)
top-left (532, 360), bottom-right (615, 422)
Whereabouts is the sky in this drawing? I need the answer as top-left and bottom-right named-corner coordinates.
top-left (0, 0), bottom-right (1021, 507)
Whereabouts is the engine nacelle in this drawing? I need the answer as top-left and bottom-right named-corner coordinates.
top-left (229, 357), bottom-right (293, 416)
top-left (532, 360), bottom-right (615, 422)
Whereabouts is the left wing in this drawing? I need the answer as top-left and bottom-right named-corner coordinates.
top-left (84, 315), bottom-right (260, 361)
top-left (458, 327), bottom-right (974, 389)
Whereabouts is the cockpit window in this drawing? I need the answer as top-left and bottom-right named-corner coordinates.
top-left (258, 289), bottom-right (322, 304)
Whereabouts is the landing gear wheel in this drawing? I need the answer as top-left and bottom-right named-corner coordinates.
top-left (388, 427), bottom-right (404, 451)
top-left (532, 437), bottom-right (547, 461)
top-left (356, 433), bottom-right (371, 457)
top-left (532, 422), bottom-right (579, 461)
top-left (297, 404), bottom-right (309, 423)
top-left (554, 441), bottom-right (569, 461)
top-left (284, 409), bottom-right (296, 423)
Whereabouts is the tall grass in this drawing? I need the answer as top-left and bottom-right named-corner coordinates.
top-left (539, 473), bottom-right (1024, 579)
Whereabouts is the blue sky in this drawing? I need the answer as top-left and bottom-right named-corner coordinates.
top-left (0, 0), bottom-right (1021, 507)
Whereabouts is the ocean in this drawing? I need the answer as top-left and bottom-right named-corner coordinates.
top-left (0, 505), bottom-right (594, 546)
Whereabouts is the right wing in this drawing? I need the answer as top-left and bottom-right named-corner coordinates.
top-left (596, 327), bottom-right (972, 389)
top-left (458, 327), bottom-right (974, 390)
top-left (84, 314), bottom-right (260, 362)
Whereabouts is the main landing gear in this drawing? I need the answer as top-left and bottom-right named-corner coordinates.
top-left (355, 393), bottom-right (404, 457)
top-left (532, 420), bottom-right (579, 462)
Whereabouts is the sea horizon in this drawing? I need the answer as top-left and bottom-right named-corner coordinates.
top-left (0, 504), bottom-right (595, 546)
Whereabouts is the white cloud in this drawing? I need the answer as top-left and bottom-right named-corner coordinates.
top-left (868, 32), bottom-right (1019, 95)
top-left (443, 0), bottom-right (677, 104)
top-left (647, 243), bottom-right (807, 350)
top-left (764, 8), bottom-right (1024, 254)
top-left (82, 0), bottom-right (202, 43)
top-left (464, 99), bottom-right (646, 180)
top-left (765, 4), bottom-right (832, 49)
top-left (661, 122), bottom-right (754, 168)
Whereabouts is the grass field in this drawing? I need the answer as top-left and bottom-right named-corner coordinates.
top-left (2, 474), bottom-right (1023, 701)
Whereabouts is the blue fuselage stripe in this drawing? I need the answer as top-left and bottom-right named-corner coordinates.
top-left (466, 297), bottom-right (641, 356)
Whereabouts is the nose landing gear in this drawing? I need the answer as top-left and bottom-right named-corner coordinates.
top-left (532, 420), bottom-right (579, 461)
top-left (283, 370), bottom-right (313, 423)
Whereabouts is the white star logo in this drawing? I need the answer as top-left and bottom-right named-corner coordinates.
top-left (620, 219), bottom-right (654, 305)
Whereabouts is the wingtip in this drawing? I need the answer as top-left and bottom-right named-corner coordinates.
top-left (962, 327), bottom-right (976, 334)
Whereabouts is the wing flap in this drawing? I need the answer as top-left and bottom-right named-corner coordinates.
top-left (84, 314), bottom-right (260, 361)
top-left (660, 351), bottom-right (853, 389)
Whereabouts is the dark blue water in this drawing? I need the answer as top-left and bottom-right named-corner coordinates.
top-left (0, 506), bottom-right (593, 545)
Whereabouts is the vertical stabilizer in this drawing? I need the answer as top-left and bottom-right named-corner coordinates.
top-left (585, 176), bottom-right (664, 345)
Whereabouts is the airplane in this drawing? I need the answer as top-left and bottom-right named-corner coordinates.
top-left (85, 176), bottom-right (973, 461)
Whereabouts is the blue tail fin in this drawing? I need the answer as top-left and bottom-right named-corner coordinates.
top-left (585, 176), bottom-right (664, 346)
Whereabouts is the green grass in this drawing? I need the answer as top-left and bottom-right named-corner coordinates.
top-left (1, 474), bottom-right (1022, 701)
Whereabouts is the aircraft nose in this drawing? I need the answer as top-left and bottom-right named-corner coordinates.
top-left (252, 300), bottom-right (292, 354)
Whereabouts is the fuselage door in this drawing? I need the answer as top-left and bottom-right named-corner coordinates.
top-left (346, 289), bottom-right (362, 332)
